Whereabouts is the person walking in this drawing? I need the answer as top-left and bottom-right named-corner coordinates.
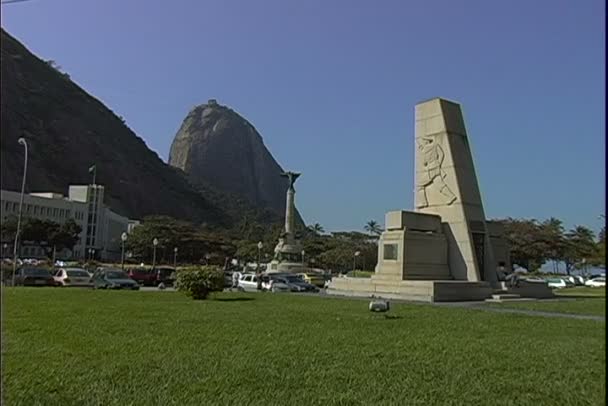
top-left (231, 271), bottom-right (240, 291)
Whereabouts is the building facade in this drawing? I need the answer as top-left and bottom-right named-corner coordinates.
top-left (0, 184), bottom-right (135, 261)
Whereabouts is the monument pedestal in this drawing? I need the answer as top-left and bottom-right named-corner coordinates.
top-left (496, 281), bottom-right (554, 299)
top-left (327, 278), bottom-right (492, 302)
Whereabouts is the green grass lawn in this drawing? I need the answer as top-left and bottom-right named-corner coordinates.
top-left (487, 287), bottom-right (606, 316)
top-left (2, 288), bottom-right (606, 406)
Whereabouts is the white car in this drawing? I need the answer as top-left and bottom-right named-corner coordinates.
top-left (546, 278), bottom-right (567, 289)
top-left (53, 268), bottom-right (93, 287)
top-left (584, 277), bottom-right (606, 288)
top-left (238, 273), bottom-right (260, 292)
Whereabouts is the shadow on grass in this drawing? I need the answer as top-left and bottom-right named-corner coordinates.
top-left (213, 297), bottom-right (255, 302)
top-left (371, 314), bottom-right (402, 320)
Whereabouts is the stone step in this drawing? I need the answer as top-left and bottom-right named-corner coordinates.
top-left (492, 293), bottom-right (521, 300)
top-left (486, 293), bottom-right (538, 303)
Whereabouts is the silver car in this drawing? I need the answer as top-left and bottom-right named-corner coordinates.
top-left (53, 268), bottom-right (93, 287)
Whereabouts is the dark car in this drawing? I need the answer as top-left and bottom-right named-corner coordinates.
top-left (93, 269), bottom-right (140, 290)
top-left (128, 267), bottom-right (175, 286)
top-left (275, 274), bottom-right (319, 293)
top-left (15, 268), bottom-right (55, 286)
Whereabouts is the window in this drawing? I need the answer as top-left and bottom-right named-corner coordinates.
top-left (59, 209), bottom-right (64, 218)
top-left (383, 244), bottom-right (398, 260)
top-left (4, 201), bottom-right (9, 212)
top-left (12, 203), bottom-right (18, 211)
top-left (26, 204), bottom-right (31, 213)
top-left (53, 208), bottom-right (58, 217)
top-left (34, 206), bottom-right (39, 215)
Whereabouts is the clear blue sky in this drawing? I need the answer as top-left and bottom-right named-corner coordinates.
top-left (2, 0), bottom-right (605, 234)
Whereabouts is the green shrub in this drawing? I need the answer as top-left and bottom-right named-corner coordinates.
top-left (175, 266), bottom-right (224, 300)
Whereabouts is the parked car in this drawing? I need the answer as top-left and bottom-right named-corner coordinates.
top-left (238, 273), bottom-right (260, 292)
top-left (585, 277), bottom-right (606, 288)
top-left (263, 274), bottom-right (291, 293)
top-left (295, 272), bottom-right (326, 288)
top-left (127, 267), bottom-right (175, 286)
top-left (15, 268), bottom-right (55, 286)
top-left (546, 278), bottom-right (567, 289)
top-left (571, 275), bottom-right (586, 286)
top-left (53, 268), bottom-right (93, 287)
top-left (274, 274), bottom-right (319, 293)
top-left (92, 268), bottom-right (140, 290)
top-left (562, 277), bottom-right (575, 287)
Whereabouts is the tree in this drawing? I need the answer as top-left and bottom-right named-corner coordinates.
top-left (1, 215), bottom-right (18, 242)
top-left (501, 218), bottom-right (548, 272)
top-left (307, 223), bottom-right (325, 236)
top-left (49, 219), bottom-right (82, 254)
top-left (364, 220), bottom-right (382, 236)
top-left (563, 226), bottom-right (597, 275)
top-left (539, 217), bottom-right (565, 273)
top-left (21, 218), bottom-right (59, 247)
top-left (126, 216), bottom-right (235, 264)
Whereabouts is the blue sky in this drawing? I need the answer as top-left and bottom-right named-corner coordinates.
top-left (2, 0), bottom-right (605, 234)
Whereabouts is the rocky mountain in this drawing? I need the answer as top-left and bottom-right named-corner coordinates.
top-left (0, 28), bottom-right (276, 226)
top-left (169, 101), bottom-right (303, 223)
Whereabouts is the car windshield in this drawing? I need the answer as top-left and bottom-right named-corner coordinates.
top-left (106, 271), bottom-right (129, 279)
top-left (284, 275), bottom-right (303, 283)
top-left (67, 270), bottom-right (90, 277)
top-left (24, 268), bottom-right (50, 277)
top-left (594, 278), bottom-right (605, 282)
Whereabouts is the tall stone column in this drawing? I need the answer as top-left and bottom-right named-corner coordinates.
top-left (285, 188), bottom-right (295, 236)
top-left (281, 171), bottom-right (300, 238)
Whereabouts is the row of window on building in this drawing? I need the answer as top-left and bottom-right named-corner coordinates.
top-left (1, 200), bottom-right (85, 221)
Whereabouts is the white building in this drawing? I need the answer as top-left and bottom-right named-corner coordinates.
top-left (0, 185), bottom-right (136, 261)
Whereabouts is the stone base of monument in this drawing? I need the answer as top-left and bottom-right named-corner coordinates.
top-left (326, 278), bottom-right (494, 302)
top-left (494, 281), bottom-right (555, 299)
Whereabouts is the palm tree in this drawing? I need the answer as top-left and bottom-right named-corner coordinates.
top-left (364, 220), bottom-right (382, 236)
top-left (564, 225), bottom-right (597, 275)
top-left (307, 223), bottom-right (325, 236)
top-left (541, 217), bottom-right (565, 273)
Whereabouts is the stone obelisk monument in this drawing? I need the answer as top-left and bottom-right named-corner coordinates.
top-left (414, 98), bottom-right (497, 284)
top-left (267, 171), bottom-right (305, 273)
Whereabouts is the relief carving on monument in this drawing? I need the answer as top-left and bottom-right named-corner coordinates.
top-left (416, 136), bottom-right (457, 208)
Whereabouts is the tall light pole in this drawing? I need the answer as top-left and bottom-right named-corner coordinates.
top-left (120, 232), bottom-right (128, 270)
top-left (205, 253), bottom-right (211, 265)
top-left (257, 241), bottom-right (263, 270)
top-left (3, 243), bottom-right (7, 258)
top-left (12, 137), bottom-right (28, 286)
top-left (173, 247), bottom-right (178, 267)
top-left (301, 249), bottom-right (306, 265)
top-left (152, 238), bottom-right (158, 270)
top-left (353, 251), bottom-right (360, 274)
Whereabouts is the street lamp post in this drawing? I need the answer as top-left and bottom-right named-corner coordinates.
top-left (12, 137), bottom-right (28, 286)
top-left (121, 232), bottom-right (128, 270)
top-left (301, 249), bottom-right (305, 265)
top-left (257, 241), bottom-right (263, 270)
top-left (173, 247), bottom-right (178, 267)
top-left (152, 238), bottom-right (159, 270)
top-left (3, 243), bottom-right (7, 258)
top-left (353, 251), bottom-right (361, 274)
top-left (205, 253), bottom-right (211, 265)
